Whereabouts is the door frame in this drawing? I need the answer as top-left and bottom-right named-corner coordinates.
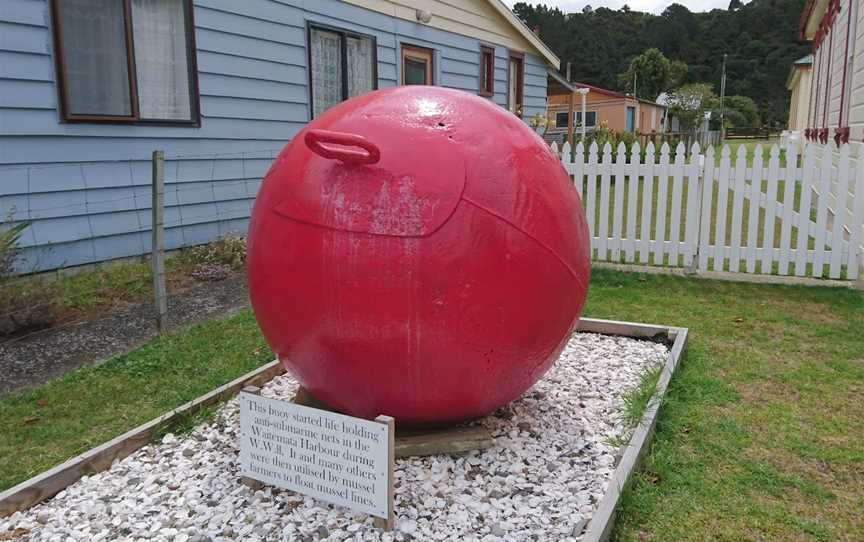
top-left (507, 50), bottom-right (525, 117)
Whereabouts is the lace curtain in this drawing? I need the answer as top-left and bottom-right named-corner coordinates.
top-left (311, 28), bottom-right (343, 118)
top-left (311, 28), bottom-right (374, 117)
top-left (58, 0), bottom-right (132, 116)
top-left (132, 0), bottom-right (192, 120)
top-left (347, 36), bottom-right (373, 98)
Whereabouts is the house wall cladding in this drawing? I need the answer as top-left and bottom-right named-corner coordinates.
top-left (808, 0), bottom-right (862, 147)
top-left (0, 0), bottom-right (548, 272)
top-left (850, 0), bottom-right (864, 142)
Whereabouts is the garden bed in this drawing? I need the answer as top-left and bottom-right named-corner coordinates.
top-left (0, 319), bottom-right (686, 542)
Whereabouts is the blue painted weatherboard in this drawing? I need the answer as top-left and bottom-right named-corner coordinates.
top-left (0, 0), bottom-right (550, 272)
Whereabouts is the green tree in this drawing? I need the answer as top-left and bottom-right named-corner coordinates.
top-left (666, 83), bottom-right (718, 131)
top-left (512, 0), bottom-right (809, 125)
top-left (618, 48), bottom-right (688, 101)
top-left (719, 94), bottom-right (760, 127)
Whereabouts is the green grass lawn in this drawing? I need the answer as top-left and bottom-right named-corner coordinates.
top-left (1, 269), bottom-right (862, 541)
top-left (714, 138), bottom-right (787, 166)
top-left (0, 311), bottom-right (272, 490)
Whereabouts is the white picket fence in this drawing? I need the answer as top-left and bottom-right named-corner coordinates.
top-left (551, 140), bottom-right (864, 283)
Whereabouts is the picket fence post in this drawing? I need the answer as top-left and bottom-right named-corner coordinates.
top-left (698, 147), bottom-right (716, 272)
top-left (685, 142), bottom-right (703, 275)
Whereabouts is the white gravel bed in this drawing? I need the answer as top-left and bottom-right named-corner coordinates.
top-left (2, 332), bottom-right (669, 542)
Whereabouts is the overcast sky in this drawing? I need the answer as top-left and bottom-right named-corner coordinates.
top-left (503, 0), bottom-right (739, 15)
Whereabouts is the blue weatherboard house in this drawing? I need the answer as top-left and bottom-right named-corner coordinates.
top-left (0, 0), bottom-right (559, 272)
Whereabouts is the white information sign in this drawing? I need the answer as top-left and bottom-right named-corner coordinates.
top-left (239, 391), bottom-right (392, 519)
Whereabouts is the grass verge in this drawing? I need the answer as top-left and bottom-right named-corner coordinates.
top-left (0, 310), bottom-right (271, 491)
top-left (621, 365), bottom-right (663, 428)
top-left (606, 365), bottom-right (664, 450)
top-left (583, 269), bottom-right (864, 541)
top-left (1, 235), bottom-right (247, 338)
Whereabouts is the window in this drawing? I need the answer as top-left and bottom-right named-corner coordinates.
top-left (479, 45), bottom-right (494, 97)
top-left (51, 0), bottom-right (198, 123)
top-left (556, 111), bottom-right (599, 130)
top-left (507, 51), bottom-right (524, 117)
top-left (570, 111), bottom-right (596, 127)
top-left (555, 112), bottom-right (569, 128)
top-left (402, 45), bottom-right (433, 85)
top-left (309, 25), bottom-right (377, 118)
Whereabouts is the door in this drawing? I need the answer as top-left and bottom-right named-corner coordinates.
top-left (626, 106), bottom-right (636, 133)
top-left (507, 52), bottom-right (524, 116)
top-left (402, 45), bottom-right (433, 85)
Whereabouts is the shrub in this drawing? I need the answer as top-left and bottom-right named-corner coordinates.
top-left (0, 220), bottom-right (57, 338)
top-left (179, 235), bottom-right (247, 281)
top-left (0, 221), bottom-right (27, 277)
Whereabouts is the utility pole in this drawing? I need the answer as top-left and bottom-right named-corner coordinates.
top-left (719, 53), bottom-right (727, 141)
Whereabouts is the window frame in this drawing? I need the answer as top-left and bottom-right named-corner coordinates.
top-left (555, 111), bottom-right (569, 129)
top-left (401, 43), bottom-right (434, 85)
top-left (479, 45), bottom-right (495, 97)
top-left (306, 22), bottom-right (379, 119)
top-left (507, 50), bottom-right (525, 117)
top-left (50, 0), bottom-right (201, 126)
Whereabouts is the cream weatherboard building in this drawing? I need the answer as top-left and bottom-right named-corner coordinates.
top-left (799, 0), bottom-right (863, 243)
top-left (800, 0), bottom-right (863, 153)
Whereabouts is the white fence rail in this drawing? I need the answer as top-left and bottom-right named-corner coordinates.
top-left (551, 140), bottom-right (864, 282)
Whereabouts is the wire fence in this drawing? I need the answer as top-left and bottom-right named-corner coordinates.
top-left (1, 148), bottom-right (281, 343)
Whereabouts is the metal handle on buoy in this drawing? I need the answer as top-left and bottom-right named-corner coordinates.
top-left (304, 129), bottom-right (381, 165)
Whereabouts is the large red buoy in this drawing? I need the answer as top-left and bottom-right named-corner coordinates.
top-left (248, 86), bottom-right (590, 425)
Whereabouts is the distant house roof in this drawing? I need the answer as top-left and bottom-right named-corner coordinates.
top-left (657, 90), bottom-right (703, 110)
top-left (560, 80), bottom-right (666, 107)
top-left (571, 81), bottom-right (628, 99)
top-left (547, 69), bottom-right (575, 94)
top-left (786, 54), bottom-right (814, 88)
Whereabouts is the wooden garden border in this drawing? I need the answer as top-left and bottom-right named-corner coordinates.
top-left (1, 317), bottom-right (688, 541)
top-left (575, 317), bottom-right (689, 542)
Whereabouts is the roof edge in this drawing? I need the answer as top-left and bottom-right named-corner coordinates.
top-left (547, 69), bottom-right (575, 92)
top-left (799, 0), bottom-right (829, 40)
top-left (486, 0), bottom-right (560, 69)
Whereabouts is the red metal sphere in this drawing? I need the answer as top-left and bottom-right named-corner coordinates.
top-left (248, 86), bottom-right (590, 425)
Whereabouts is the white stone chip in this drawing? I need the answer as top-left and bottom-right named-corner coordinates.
top-left (1, 332), bottom-right (668, 542)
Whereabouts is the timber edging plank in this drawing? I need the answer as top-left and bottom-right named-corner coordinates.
top-left (394, 426), bottom-right (494, 458)
top-left (0, 360), bottom-right (285, 518)
top-left (579, 323), bottom-right (689, 542)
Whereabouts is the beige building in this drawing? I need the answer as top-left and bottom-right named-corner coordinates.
top-left (786, 55), bottom-right (813, 135)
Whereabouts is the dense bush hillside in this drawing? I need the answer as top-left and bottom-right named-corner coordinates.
top-left (514, 0), bottom-right (810, 126)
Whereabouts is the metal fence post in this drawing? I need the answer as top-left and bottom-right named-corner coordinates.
top-left (151, 150), bottom-right (168, 332)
